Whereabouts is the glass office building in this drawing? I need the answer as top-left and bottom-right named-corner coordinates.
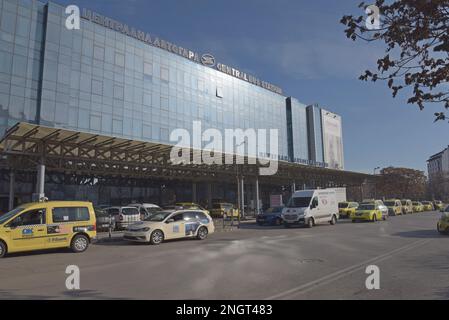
top-left (0, 0), bottom-right (343, 168)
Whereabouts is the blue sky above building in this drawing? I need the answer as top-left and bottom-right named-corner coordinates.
top-left (55, 0), bottom-right (449, 174)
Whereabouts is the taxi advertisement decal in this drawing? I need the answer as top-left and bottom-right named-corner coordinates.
top-left (47, 225), bottom-right (71, 235)
top-left (22, 228), bottom-right (34, 237)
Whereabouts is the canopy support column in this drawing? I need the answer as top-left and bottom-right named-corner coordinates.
top-left (8, 170), bottom-right (15, 211)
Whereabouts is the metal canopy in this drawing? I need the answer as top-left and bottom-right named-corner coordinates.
top-left (0, 122), bottom-right (373, 186)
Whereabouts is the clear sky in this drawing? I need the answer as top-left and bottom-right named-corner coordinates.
top-left (56, 0), bottom-right (449, 174)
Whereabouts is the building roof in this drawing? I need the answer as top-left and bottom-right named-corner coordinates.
top-left (428, 147), bottom-right (448, 162)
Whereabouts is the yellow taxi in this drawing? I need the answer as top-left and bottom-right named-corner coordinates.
top-left (351, 203), bottom-right (384, 222)
top-left (384, 199), bottom-right (403, 216)
top-left (421, 201), bottom-right (434, 212)
top-left (174, 202), bottom-right (210, 214)
top-left (0, 201), bottom-right (97, 258)
top-left (338, 202), bottom-right (358, 218)
top-left (433, 201), bottom-right (444, 211)
top-left (437, 206), bottom-right (449, 234)
top-left (210, 202), bottom-right (240, 219)
top-left (412, 202), bottom-right (424, 213)
top-left (400, 199), bottom-right (414, 214)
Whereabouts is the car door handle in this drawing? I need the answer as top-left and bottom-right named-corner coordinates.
top-left (37, 229), bottom-right (44, 232)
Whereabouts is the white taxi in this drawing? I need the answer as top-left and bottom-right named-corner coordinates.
top-left (123, 210), bottom-right (214, 245)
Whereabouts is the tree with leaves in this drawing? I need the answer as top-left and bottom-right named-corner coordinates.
top-left (341, 0), bottom-right (449, 122)
top-left (428, 172), bottom-right (449, 201)
top-left (376, 167), bottom-right (427, 200)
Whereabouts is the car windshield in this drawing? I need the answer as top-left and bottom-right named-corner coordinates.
top-left (338, 203), bottom-right (349, 208)
top-left (287, 197), bottom-right (311, 208)
top-left (0, 207), bottom-right (25, 225)
top-left (265, 207), bottom-right (283, 214)
top-left (95, 209), bottom-right (107, 217)
top-left (413, 202), bottom-right (419, 206)
top-left (358, 204), bottom-right (375, 210)
top-left (145, 211), bottom-right (172, 222)
top-left (212, 204), bottom-right (222, 209)
top-left (401, 201), bottom-right (408, 205)
top-left (384, 201), bottom-right (396, 206)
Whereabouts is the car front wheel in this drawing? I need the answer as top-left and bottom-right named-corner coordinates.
top-left (0, 241), bottom-right (6, 258)
top-left (330, 215), bottom-right (337, 225)
top-left (150, 230), bottom-right (164, 245)
top-left (197, 227), bottom-right (208, 240)
top-left (306, 218), bottom-right (314, 228)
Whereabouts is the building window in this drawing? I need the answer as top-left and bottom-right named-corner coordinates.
top-left (113, 85), bottom-right (124, 100)
top-left (161, 67), bottom-right (169, 82)
top-left (216, 87), bottom-right (223, 98)
top-left (144, 62), bottom-right (153, 76)
top-left (161, 97), bottom-right (169, 110)
top-left (115, 53), bottom-right (125, 67)
top-left (94, 46), bottom-right (105, 60)
top-left (143, 93), bottom-right (152, 106)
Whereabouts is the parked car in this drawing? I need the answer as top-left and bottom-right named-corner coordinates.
top-left (95, 207), bottom-right (114, 232)
top-left (282, 189), bottom-right (339, 228)
top-left (384, 199), bottom-right (403, 216)
top-left (105, 206), bottom-right (140, 230)
top-left (433, 200), bottom-right (444, 211)
top-left (210, 202), bottom-right (239, 219)
top-left (361, 200), bottom-right (388, 219)
top-left (437, 206), bottom-right (449, 234)
top-left (338, 202), bottom-right (358, 219)
top-left (124, 209), bottom-right (214, 245)
top-left (176, 202), bottom-right (211, 215)
top-left (351, 203), bottom-right (386, 222)
top-left (0, 201), bottom-right (97, 258)
top-left (401, 199), bottom-right (414, 214)
top-left (127, 203), bottom-right (162, 220)
top-left (412, 202), bottom-right (424, 213)
top-left (256, 206), bottom-right (284, 226)
top-left (421, 201), bottom-right (434, 212)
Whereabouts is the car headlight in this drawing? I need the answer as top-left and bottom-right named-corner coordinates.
top-left (141, 227), bottom-right (150, 232)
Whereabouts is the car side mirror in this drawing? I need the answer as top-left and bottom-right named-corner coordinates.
top-left (166, 218), bottom-right (175, 223)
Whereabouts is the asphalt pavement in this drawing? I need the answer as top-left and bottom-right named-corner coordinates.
top-left (0, 211), bottom-right (448, 300)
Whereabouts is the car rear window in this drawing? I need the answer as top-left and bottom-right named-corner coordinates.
top-left (106, 208), bottom-right (120, 215)
top-left (53, 207), bottom-right (90, 222)
top-left (122, 208), bottom-right (139, 215)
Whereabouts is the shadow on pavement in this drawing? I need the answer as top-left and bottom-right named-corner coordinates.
top-left (0, 289), bottom-right (128, 300)
top-left (393, 229), bottom-right (447, 239)
top-left (4, 248), bottom-right (71, 258)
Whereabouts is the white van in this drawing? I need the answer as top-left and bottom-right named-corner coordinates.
top-left (282, 189), bottom-right (339, 228)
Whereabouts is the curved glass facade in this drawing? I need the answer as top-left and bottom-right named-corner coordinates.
top-left (0, 0), bottom-right (344, 168)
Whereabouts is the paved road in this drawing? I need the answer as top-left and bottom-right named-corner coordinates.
top-left (0, 212), bottom-right (448, 300)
